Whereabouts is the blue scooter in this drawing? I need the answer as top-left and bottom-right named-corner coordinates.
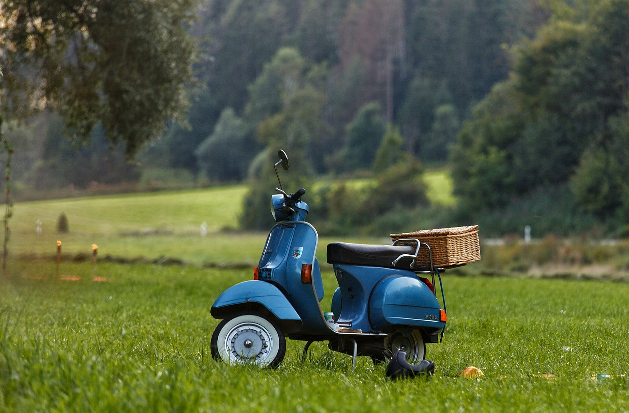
top-left (210, 150), bottom-right (447, 368)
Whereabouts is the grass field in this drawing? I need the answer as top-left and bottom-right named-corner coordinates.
top-left (424, 168), bottom-right (455, 207)
top-left (2, 260), bottom-right (628, 412)
top-left (8, 186), bottom-right (262, 266)
top-left (7, 172), bottom-right (452, 264)
top-left (2, 182), bottom-right (628, 411)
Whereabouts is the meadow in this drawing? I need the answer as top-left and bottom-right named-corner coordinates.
top-left (2, 261), bottom-right (628, 412)
top-left (1, 179), bottom-right (629, 412)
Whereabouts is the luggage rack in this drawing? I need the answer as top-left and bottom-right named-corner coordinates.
top-left (391, 238), bottom-right (447, 328)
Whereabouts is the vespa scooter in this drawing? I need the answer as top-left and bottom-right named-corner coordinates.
top-left (210, 150), bottom-right (447, 368)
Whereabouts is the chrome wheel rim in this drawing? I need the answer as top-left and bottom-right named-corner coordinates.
top-left (224, 321), bottom-right (274, 364)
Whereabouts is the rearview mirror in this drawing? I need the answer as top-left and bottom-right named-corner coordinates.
top-left (278, 150), bottom-right (289, 170)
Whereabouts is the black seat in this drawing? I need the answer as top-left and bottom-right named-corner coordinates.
top-left (327, 242), bottom-right (417, 269)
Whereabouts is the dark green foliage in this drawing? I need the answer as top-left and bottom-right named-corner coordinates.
top-left (451, 0), bottom-right (629, 231)
top-left (240, 148), bottom-right (313, 231)
top-left (403, 0), bottom-right (534, 116)
top-left (0, 0), bottom-right (197, 158)
top-left (195, 108), bottom-right (259, 182)
top-left (398, 76), bottom-right (455, 160)
top-left (145, 89), bottom-right (223, 175)
top-left (425, 104), bottom-right (459, 162)
top-left (247, 48), bottom-right (330, 174)
top-left (372, 125), bottom-right (405, 173)
top-left (338, 102), bottom-right (386, 172)
top-left (33, 115), bottom-right (140, 189)
top-left (450, 81), bottom-right (522, 210)
top-left (311, 158), bottom-right (430, 235)
top-left (285, 0), bottom-right (344, 65)
top-left (360, 159), bottom-right (429, 217)
top-left (456, 185), bottom-right (601, 238)
top-left (57, 213), bottom-right (69, 233)
top-left (571, 110), bottom-right (629, 221)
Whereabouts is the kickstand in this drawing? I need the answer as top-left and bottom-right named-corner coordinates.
top-left (351, 338), bottom-right (357, 370)
top-left (302, 340), bottom-right (314, 363)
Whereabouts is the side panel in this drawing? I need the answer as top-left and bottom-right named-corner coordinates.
top-left (283, 222), bottom-right (330, 335)
top-left (211, 280), bottom-right (301, 322)
top-left (333, 264), bottom-right (417, 333)
top-left (257, 222), bottom-right (330, 336)
top-left (369, 276), bottom-right (445, 331)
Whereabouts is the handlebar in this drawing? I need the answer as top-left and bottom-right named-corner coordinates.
top-left (290, 188), bottom-right (306, 201)
top-left (276, 187), bottom-right (306, 202)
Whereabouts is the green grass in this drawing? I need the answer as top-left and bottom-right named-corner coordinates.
top-left (1, 261), bottom-right (628, 412)
top-left (2, 181), bottom-right (628, 411)
top-left (7, 184), bottom-right (390, 266)
top-left (424, 168), bottom-right (456, 207)
top-left (8, 186), bottom-right (259, 265)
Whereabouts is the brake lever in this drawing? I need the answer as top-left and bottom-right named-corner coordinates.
top-left (275, 188), bottom-right (289, 199)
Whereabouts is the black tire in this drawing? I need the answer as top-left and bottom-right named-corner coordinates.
top-left (211, 314), bottom-right (286, 368)
top-left (384, 329), bottom-right (426, 364)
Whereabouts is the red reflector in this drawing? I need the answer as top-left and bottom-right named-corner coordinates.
top-left (440, 309), bottom-right (447, 322)
top-left (420, 277), bottom-right (435, 293)
top-left (253, 267), bottom-right (259, 280)
top-left (301, 264), bottom-right (312, 284)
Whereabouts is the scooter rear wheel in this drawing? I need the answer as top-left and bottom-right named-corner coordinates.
top-left (384, 329), bottom-right (425, 364)
top-left (211, 314), bottom-right (286, 368)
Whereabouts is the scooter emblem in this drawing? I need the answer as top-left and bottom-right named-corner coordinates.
top-left (292, 247), bottom-right (303, 259)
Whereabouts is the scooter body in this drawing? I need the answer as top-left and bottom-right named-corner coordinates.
top-left (210, 151), bottom-right (446, 368)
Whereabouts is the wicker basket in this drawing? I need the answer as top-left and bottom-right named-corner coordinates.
top-left (390, 225), bottom-right (481, 269)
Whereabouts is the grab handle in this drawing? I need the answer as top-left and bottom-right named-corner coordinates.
top-left (391, 238), bottom-right (424, 269)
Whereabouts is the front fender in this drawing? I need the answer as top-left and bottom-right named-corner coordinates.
top-left (211, 281), bottom-right (301, 325)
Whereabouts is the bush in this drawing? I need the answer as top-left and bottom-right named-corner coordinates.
top-left (57, 213), bottom-right (69, 233)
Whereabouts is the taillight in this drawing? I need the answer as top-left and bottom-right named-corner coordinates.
top-left (440, 309), bottom-right (447, 322)
top-left (420, 277), bottom-right (435, 293)
top-left (253, 267), bottom-right (259, 280)
top-left (301, 264), bottom-right (312, 284)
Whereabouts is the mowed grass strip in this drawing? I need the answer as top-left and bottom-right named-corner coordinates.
top-left (1, 260), bottom-right (628, 412)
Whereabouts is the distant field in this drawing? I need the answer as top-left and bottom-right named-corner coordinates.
top-left (8, 185), bottom-right (262, 265)
top-left (424, 168), bottom-right (456, 206)
top-left (7, 172), bottom-right (454, 265)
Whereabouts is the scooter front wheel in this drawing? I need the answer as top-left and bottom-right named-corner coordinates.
top-left (211, 314), bottom-right (286, 368)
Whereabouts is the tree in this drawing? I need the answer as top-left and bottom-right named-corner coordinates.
top-left (0, 0), bottom-right (197, 158)
top-left (245, 47), bottom-right (329, 172)
top-left (33, 114), bottom-right (140, 189)
top-left (195, 108), bottom-right (258, 182)
top-left (404, 0), bottom-right (544, 115)
top-left (202, 0), bottom-right (300, 114)
top-left (340, 102), bottom-right (386, 172)
top-left (426, 104), bottom-right (459, 162)
top-left (337, 0), bottom-right (404, 122)
top-left (451, 0), bottom-right (629, 227)
top-left (240, 48), bottom-right (326, 229)
top-left (398, 76), bottom-right (453, 159)
top-left (147, 88), bottom-right (222, 175)
top-left (373, 124), bottom-right (405, 173)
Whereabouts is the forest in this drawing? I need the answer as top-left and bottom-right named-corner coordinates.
top-left (1, 0), bottom-right (628, 237)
